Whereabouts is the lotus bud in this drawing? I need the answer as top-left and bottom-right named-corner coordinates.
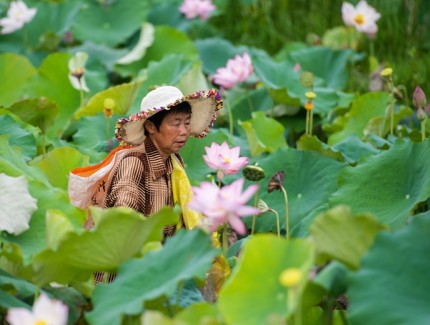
top-left (300, 71), bottom-right (315, 89)
top-left (103, 98), bottom-right (115, 118)
top-left (413, 86), bottom-right (427, 109)
top-left (243, 164), bottom-right (265, 182)
top-left (279, 267), bottom-right (303, 288)
top-left (417, 107), bottom-right (427, 121)
top-left (380, 67), bottom-right (393, 77)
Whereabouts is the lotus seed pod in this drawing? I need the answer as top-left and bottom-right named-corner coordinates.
top-left (257, 199), bottom-right (270, 214)
top-left (380, 67), bottom-right (393, 77)
top-left (300, 71), bottom-right (315, 88)
top-left (243, 164), bottom-right (266, 181)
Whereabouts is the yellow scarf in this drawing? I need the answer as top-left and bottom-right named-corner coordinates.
top-left (171, 155), bottom-right (202, 230)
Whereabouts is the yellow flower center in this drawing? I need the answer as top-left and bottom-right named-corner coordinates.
top-left (279, 267), bottom-right (303, 288)
top-left (223, 157), bottom-right (230, 163)
top-left (354, 13), bottom-right (365, 25)
top-left (34, 320), bottom-right (48, 325)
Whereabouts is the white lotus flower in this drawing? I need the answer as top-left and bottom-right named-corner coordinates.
top-left (0, 0), bottom-right (37, 34)
top-left (6, 293), bottom-right (68, 325)
top-left (68, 51), bottom-right (90, 92)
top-left (342, 0), bottom-right (381, 35)
top-left (0, 174), bottom-right (37, 235)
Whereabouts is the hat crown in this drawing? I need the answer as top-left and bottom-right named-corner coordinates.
top-left (140, 86), bottom-right (184, 113)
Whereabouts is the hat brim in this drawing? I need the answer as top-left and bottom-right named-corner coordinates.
top-left (115, 89), bottom-right (223, 146)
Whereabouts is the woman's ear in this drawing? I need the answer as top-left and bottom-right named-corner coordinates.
top-left (144, 120), bottom-right (155, 134)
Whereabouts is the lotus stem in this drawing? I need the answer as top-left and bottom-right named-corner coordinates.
top-left (280, 185), bottom-right (289, 239)
top-left (421, 120), bottom-right (426, 141)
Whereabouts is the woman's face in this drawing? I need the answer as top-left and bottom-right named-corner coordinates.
top-left (146, 111), bottom-right (191, 161)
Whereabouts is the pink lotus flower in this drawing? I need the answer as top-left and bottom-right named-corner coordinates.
top-left (0, 0), bottom-right (37, 34)
top-left (7, 293), bottom-right (68, 325)
top-left (212, 52), bottom-right (253, 89)
top-left (188, 178), bottom-right (259, 234)
top-left (341, 1), bottom-right (381, 36)
top-left (203, 141), bottom-right (249, 180)
top-left (179, 0), bottom-right (216, 20)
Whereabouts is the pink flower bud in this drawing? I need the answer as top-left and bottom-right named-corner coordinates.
top-left (413, 86), bottom-right (427, 109)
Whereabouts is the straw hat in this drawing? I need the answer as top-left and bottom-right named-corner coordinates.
top-left (115, 86), bottom-right (223, 146)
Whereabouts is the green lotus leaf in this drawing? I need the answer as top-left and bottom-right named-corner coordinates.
top-left (45, 210), bottom-right (74, 251)
top-left (34, 146), bottom-right (89, 191)
top-left (33, 206), bottom-right (179, 286)
top-left (239, 111), bottom-right (287, 157)
top-left (71, 1), bottom-right (150, 47)
top-left (289, 47), bottom-right (356, 90)
top-left (331, 134), bottom-right (381, 163)
top-left (25, 52), bottom-right (80, 137)
top-left (309, 205), bottom-right (386, 269)
top-left (24, 1), bottom-right (82, 48)
top-left (312, 261), bottom-right (348, 298)
top-left (364, 104), bottom-right (413, 137)
top-left (175, 302), bottom-right (220, 324)
top-left (296, 134), bottom-right (345, 161)
top-left (254, 147), bottom-right (347, 236)
top-left (0, 112), bottom-right (37, 161)
top-left (0, 53), bottom-right (36, 107)
top-left (74, 80), bottom-right (142, 118)
top-left (218, 235), bottom-right (314, 325)
top-left (327, 92), bottom-right (390, 145)
top-left (122, 54), bottom-right (194, 115)
top-left (347, 212), bottom-right (430, 325)
top-left (115, 26), bottom-right (198, 78)
top-left (8, 97), bottom-right (59, 135)
top-left (329, 139), bottom-right (430, 228)
top-left (251, 50), bottom-right (339, 115)
top-left (86, 228), bottom-right (219, 325)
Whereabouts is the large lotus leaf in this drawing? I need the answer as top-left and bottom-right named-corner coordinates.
top-left (180, 128), bottom-right (230, 184)
top-left (8, 97), bottom-right (59, 135)
top-left (175, 302), bottom-right (220, 324)
top-left (71, 41), bottom-right (127, 71)
top-left (115, 26), bottom-right (198, 78)
top-left (364, 104), bottom-right (413, 137)
top-left (239, 111), bottom-right (287, 157)
top-left (176, 63), bottom-right (211, 96)
top-left (71, 114), bottom-right (120, 155)
top-left (24, 0), bottom-right (82, 47)
top-left (227, 87), bottom-right (274, 130)
top-left (0, 136), bottom-right (49, 184)
top-left (85, 228), bottom-right (219, 325)
top-left (0, 53), bottom-right (36, 107)
top-left (0, 174), bottom-right (37, 236)
top-left (309, 205), bottom-right (386, 270)
top-left (326, 92), bottom-right (390, 145)
top-left (218, 235), bottom-right (314, 325)
top-left (33, 146), bottom-right (89, 190)
top-left (74, 80), bottom-right (142, 118)
top-left (71, 1), bottom-right (150, 47)
top-left (254, 147), bottom-right (347, 236)
top-left (25, 52), bottom-right (80, 137)
top-left (124, 54), bottom-right (194, 115)
top-left (347, 212), bottom-right (430, 325)
top-left (289, 47), bottom-right (356, 90)
top-left (0, 112), bottom-right (37, 161)
top-left (33, 206), bottom-right (178, 286)
top-left (331, 134), bottom-right (381, 163)
top-left (329, 139), bottom-right (430, 228)
top-left (296, 135), bottom-right (345, 162)
top-left (251, 50), bottom-right (339, 115)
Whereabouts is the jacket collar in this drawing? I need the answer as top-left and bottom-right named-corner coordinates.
top-left (144, 137), bottom-right (174, 180)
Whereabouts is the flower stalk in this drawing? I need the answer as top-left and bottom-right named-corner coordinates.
top-left (380, 67), bottom-right (395, 135)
